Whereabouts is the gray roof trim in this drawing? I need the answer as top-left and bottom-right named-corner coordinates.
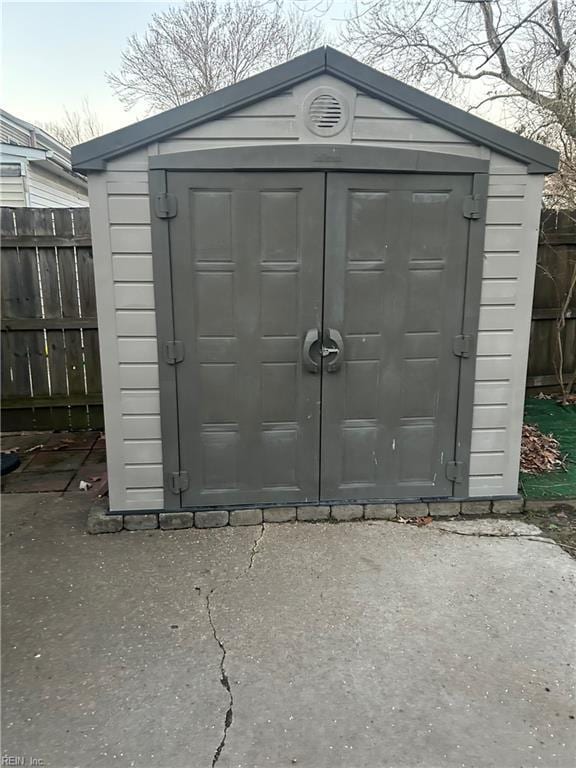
top-left (72, 46), bottom-right (559, 174)
top-left (326, 49), bottom-right (558, 174)
top-left (71, 47), bottom-right (326, 171)
top-left (150, 144), bottom-right (490, 174)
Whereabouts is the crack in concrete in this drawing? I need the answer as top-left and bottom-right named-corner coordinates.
top-left (204, 525), bottom-right (267, 765)
top-left (206, 588), bottom-right (233, 767)
top-left (248, 523), bottom-right (265, 570)
top-left (435, 529), bottom-right (541, 539)
top-left (436, 529), bottom-right (576, 553)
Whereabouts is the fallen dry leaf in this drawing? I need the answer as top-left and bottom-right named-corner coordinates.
top-left (520, 423), bottom-right (564, 474)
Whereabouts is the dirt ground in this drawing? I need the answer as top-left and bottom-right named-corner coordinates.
top-left (524, 502), bottom-right (576, 557)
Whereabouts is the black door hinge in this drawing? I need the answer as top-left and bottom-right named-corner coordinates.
top-left (154, 192), bottom-right (178, 219)
top-left (446, 461), bottom-right (465, 483)
top-left (462, 194), bottom-right (482, 219)
top-left (164, 340), bottom-right (184, 365)
top-left (453, 334), bottom-right (473, 358)
top-left (168, 470), bottom-right (189, 494)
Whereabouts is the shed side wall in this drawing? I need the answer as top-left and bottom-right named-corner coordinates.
top-left (88, 77), bottom-right (542, 511)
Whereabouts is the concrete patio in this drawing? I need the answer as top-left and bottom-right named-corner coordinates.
top-left (1, 431), bottom-right (106, 496)
top-left (1, 492), bottom-right (575, 768)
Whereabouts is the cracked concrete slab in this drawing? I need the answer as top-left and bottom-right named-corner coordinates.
top-left (431, 518), bottom-right (544, 537)
top-left (211, 521), bottom-right (576, 768)
top-left (1, 493), bottom-right (259, 768)
top-left (2, 496), bottom-right (575, 768)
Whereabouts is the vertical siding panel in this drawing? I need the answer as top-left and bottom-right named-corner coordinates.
top-left (87, 174), bottom-right (129, 511)
top-left (503, 174), bottom-right (544, 493)
top-left (468, 152), bottom-right (540, 497)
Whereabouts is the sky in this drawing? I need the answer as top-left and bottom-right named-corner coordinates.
top-left (1, 0), bottom-right (510, 138)
top-left (1, 1), bottom-right (196, 132)
top-left (0, 0), bottom-right (349, 134)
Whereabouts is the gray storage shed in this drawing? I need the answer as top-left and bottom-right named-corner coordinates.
top-left (72, 47), bottom-right (558, 516)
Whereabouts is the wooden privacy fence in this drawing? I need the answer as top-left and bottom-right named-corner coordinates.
top-left (0, 205), bottom-right (574, 432)
top-left (1, 207), bottom-right (103, 431)
top-left (527, 209), bottom-right (576, 393)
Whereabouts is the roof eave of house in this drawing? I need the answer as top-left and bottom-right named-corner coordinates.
top-left (32, 157), bottom-right (88, 189)
top-left (71, 46), bottom-right (559, 175)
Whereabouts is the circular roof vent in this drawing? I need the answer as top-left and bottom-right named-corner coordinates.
top-left (309, 93), bottom-right (342, 130)
top-left (304, 88), bottom-right (349, 137)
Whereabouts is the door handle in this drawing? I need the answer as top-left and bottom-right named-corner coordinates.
top-left (324, 328), bottom-right (344, 373)
top-left (303, 329), bottom-right (320, 373)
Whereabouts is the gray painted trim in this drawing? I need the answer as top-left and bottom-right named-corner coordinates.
top-left (453, 172), bottom-right (489, 497)
top-left (149, 169), bottom-right (181, 511)
top-left (150, 155), bottom-right (489, 510)
top-left (149, 144), bottom-right (490, 173)
top-left (325, 49), bottom-right (558, 174)
top-left (72, 46), bottom-right (558, 174)
top-left (72, 48), bottom-right (326, 171)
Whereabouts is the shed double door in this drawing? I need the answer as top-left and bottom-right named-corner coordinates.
top-left (167, 170), bottom-right (473, 508)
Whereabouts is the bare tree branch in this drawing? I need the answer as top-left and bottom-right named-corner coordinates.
top-left (477, 0), bottom-right (547, 70)
top-left (107, 0), bottom-right (322, 113)
top-left (39, 99), bottom-right (103, 147)
top-left (341, 0), bottom-right (575, 205)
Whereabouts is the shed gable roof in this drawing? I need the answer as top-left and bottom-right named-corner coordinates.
top-left (72, 46), bottom-right (558, 174)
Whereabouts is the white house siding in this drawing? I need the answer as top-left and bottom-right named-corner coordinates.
top-left (87, 75), bottom-right (544, 511)
top-left (27, 165), bottom-right (88, 207)
top-left (0, 175), bottom-right (26, 206)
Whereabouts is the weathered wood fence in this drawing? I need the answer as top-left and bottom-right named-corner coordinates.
top-left (0, 205), bottom-right (574, 432)
top-left (527, 209), bottom-right (576, 393)
top-left (1, 207), bottom-right (103, 431)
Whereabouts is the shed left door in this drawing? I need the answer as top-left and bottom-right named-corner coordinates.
top-left (166, 171), bottom-right (324, 507)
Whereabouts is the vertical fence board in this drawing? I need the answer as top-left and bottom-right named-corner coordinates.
top-left (46, 329), bottom-right (68, 396)
top-left (37, 247), bottom-right (61, 318)
top-left (31, 209), bottom-right (54, 236)
top-left (73, 208), bottom-right (91, 238)
top-left (69, 407), bottom-right (90, 430)
top-left (18, 247), bottom-right (42, 318)
top-left (1, 208), bottom-right (15, 237)
top-left (7, 331), bottom-right (32, 397)
top-left (1, 248), bottom-right (21, 318)
top-left (1, 332), bottom-right (16, 398)
top-left (57, 247), bottom-right (80, 318)
top-left (83, 330), bottom-right (102, 395)
top-left (26, 330), bottom-right (50, 397)
top-left (64, 329), bottom-right (85, 396)
top-left (13, 208), bottom-right (34, 236)
top-left (53, 209), bottom-right (73, 238)
top-left (77, 247), bottom-right (97, 318)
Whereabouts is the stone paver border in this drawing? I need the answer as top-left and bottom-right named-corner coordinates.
top-left (84, 497), bottom-right (573, 534)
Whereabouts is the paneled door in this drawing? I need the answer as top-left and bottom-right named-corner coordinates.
top-left (166, 170), bottom-right (474, 507)
top-left (168, 172), bottom-right (325, 507)
top-left (321, 173), bottom-right (473, 500)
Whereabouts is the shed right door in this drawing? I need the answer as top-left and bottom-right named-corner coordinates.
top-left (321, 172), bottom-right (473, 501)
